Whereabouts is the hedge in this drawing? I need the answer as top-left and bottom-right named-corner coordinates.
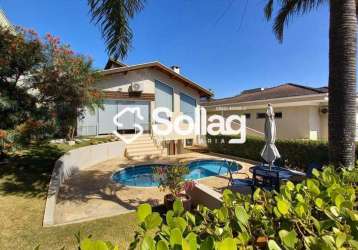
top-left (207, 135), bottom-right (358, 171)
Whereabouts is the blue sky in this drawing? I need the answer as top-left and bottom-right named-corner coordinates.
top-left (1, 0), bottom-right (330, 98)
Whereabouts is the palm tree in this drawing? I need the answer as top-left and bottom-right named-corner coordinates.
top-left (88, 0), bottom-right (357, 167)
top-left (265, 0), bottom-right (357, 168)
top-left (87, 0), bottom-right (145, 60)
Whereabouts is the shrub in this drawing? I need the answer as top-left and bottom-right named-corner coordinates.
top-left (0, 129), bottom-right (6, 158)
top-left (78, 166), bottom-right (358, 249)
top-left (14, 119), bottom-right (55, 146)
top-left (206, 135), bottom-right (348, 171)
top-left (153, 164), bottom-right (194, 198)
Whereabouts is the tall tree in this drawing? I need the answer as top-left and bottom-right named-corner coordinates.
top-left (87, 0), bottom-right (145, 60)
top-left (265, 0), bottom-right (357, 168)
top-left (34, 34), bottom-right (102, 140)
top-left (0, 27), bottom-right (44, 130)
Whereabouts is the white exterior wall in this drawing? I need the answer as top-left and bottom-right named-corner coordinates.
top-left (308, 106), bottom-right (321, 140)
top-left (79, 67), bottom-right (202, 142)
top-left (207, 103), bottom-right (358, 141)
top-left (208, 106), bottom-right (325, 140)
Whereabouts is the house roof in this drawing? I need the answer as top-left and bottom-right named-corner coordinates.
top-left (100, 61), bottom-right (213, 97)
top-left (202, 83), bottom-right (328, 106)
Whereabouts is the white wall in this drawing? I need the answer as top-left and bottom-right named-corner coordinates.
top-left (208, 106), bottom-right (317, 140)
top-left (308, 106), bottom-right (321, 140)
top-left (43, 141), bottom-right (126, 226)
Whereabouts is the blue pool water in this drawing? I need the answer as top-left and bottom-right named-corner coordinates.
top-left (112, 160), bottom-right (239, 187)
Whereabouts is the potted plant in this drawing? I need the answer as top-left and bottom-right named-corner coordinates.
top-left (153, 164), bottom-right (195, 211)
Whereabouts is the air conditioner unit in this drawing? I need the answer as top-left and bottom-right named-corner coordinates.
top-left (319, 106), bottom-right (328, 114)
top-left (130, 82), bottom-right (143, 92)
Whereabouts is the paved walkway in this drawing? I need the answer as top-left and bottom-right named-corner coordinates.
top-left (55, 152), bottom-right (253, 225)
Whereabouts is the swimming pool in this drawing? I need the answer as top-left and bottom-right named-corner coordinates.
top-left (112, 160), bottom-right (239, 187)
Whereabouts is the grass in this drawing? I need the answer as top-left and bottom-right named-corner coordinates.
top-left (0, 138), bottom-right (138, 250)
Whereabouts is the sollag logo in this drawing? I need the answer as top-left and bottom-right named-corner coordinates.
top-left (113, 107), bottom-right (246, 144)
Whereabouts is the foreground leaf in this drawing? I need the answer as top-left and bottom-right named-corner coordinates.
top-left (137, 204), bottom-right (152, 223)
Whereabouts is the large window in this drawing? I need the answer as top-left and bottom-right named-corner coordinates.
top-left (155, 80), bottom-right (173, 119)
top-left (180, 92), bottom-right (196, 120)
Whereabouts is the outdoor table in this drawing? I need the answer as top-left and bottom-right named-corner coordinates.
top-left (249, 165), bottom-right (305, 181)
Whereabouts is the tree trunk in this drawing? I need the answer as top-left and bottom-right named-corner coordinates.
top-left (329, 0), bottom-right (357, 168)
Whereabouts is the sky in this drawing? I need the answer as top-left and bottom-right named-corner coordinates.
top-left (1, 0), bottom-right (330, 98)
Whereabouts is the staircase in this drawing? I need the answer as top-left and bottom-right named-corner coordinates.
top-left (123, 134), bottom-right (165, 160)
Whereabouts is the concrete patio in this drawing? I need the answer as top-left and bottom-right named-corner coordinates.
top-left (54, 152), bottom-right (253, 225)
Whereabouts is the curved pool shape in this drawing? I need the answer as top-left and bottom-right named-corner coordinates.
top-left (112, 160), bottom-right (239, 187)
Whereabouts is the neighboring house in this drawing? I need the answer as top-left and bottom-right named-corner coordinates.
top-left (201, 83), bottom-right (354, 141)
top-left (77, 59), bottom-right (213, 157)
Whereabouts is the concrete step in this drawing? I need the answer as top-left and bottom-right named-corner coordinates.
top-left (126, 143), bottom-right (159, 149)
top-left (127, 154), bottom-right (163, 161)
top-left (122, 134), bottom-right (166, 160)
top-left (127, 147), bottom-right (162, 154)
top-left (126, 144), bottom-right (159, 150)
top-left (126, 138), bottom-right (153, 143)
top-left (127, 150), bottom-right (162, 157)
top-left (121, 134), bottom-right (151, 139)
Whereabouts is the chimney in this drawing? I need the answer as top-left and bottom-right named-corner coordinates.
top-left (171, 65), bottom-right (180, 74)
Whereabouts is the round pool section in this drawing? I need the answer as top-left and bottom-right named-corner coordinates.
top-left (112, 160), bottom-right (239, 187)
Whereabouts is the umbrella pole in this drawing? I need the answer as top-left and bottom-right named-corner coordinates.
top-left (269, 162), bottom-right (272, 171)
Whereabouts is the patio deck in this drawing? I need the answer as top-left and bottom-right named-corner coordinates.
top-left (55, 152), bottom-right (253, 225)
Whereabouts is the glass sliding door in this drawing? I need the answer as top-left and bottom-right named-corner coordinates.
top-left (180, 92), bottom-right (196, 119)
top-left (117, 100), bottom-right (150, 133)
top-left (98, 100), bottom-right (118, 134)
top-left (155, 80), bottom-right (173, 119)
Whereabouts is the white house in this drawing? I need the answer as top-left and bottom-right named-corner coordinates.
top-left (77, 60), bottom-right (213, 158)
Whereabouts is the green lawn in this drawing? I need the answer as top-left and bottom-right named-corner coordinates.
top-left (0, 139), bottom-right (138, 250)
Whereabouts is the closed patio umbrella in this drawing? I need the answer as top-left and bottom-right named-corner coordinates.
top-left (260, 104), bottom-right (281, 170)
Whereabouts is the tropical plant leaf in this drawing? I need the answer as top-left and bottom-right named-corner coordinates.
top-left (279, 230), bottom-right (297, 249)
top-left (234, 206), bottom-right (249, 227)
top-left (173, 199), bottom-right (184, 216)
top-left (216, 238), bottom-right (236, 250)
top-left (141, 236), bottom-right (155, 250)
top-left (156, 240), bottom-right (169, 250)
top-left (144, 212), bottom-right (162, 230)
top-left (268, 239), bottom-right (282, 250)
top-left (185, 232), bottom-right (197, 250)
top-left (87, 0), bottom-right (145, 59)
top-left (137, 203), bottom-right (152, 223)
top-left (170, 228), bottom-right (182, 248)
